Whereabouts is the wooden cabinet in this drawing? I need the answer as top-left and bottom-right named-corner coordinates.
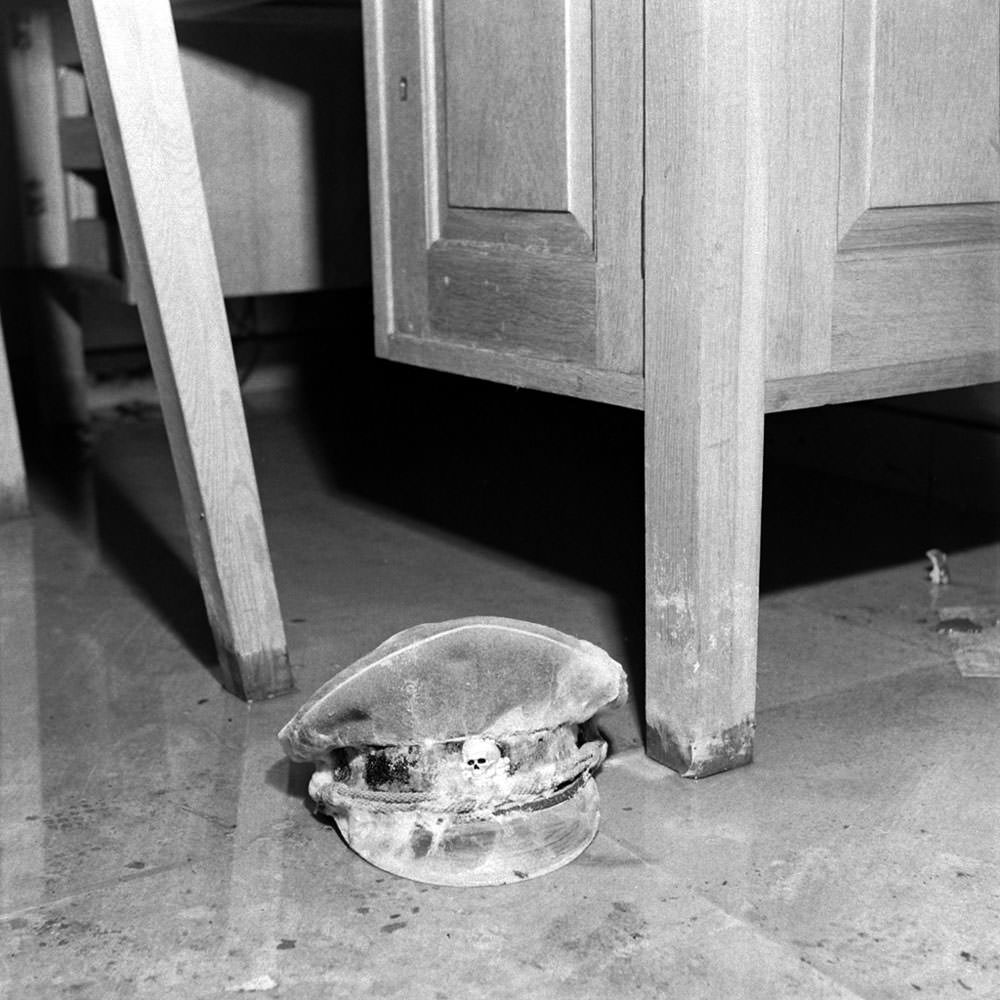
top-left (765, 0), bottom-right (1000, 397)
top-left (363, 1), bottom-right (997, 777)
top-left (2, 2), bottom-right (370, 296)
top-left (362, 0), bottom-right (642, 404)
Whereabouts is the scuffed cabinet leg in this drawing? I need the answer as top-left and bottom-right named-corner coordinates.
top-left (645, 694), bottom-right (756, 779)
top-left (642, 360), bottom-right (764, 776)
top-left (642, 439), bottom-right (761, 778)
top-left (68, 0), bottom-right (293, 700)
top-left (642, 371), bottom-right (762, 776)
top-left (642, 1), bottom-right (768, 777)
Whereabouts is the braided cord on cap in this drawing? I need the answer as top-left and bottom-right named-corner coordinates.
top-left (311, 739), bottom-right (607, 816)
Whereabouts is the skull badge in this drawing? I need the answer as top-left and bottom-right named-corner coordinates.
top-left (461, 737), bottom-right (501, 777)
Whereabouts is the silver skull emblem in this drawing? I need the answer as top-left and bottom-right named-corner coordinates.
top-left (461, 737), bottom-right (501, 776)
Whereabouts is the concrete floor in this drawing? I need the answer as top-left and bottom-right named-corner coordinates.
top-left (1, 371), bottom-right (999, 999)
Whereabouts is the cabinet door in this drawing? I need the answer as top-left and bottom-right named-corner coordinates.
top-left (830, 0), bottom-right (1000, 377)
top-left (362, 0), bottom-right (643, 405)
top-left (724, 0), bottom-right (1000, 407)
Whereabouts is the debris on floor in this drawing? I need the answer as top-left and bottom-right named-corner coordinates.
top-left (226, 974), bottom-right (279, 994)
top-left (935, 615), bottom-right (983, 635)
top-left (935, 605), bottom-right (1000, 677)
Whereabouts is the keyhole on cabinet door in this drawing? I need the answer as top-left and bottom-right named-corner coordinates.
top-left (399, 76), bottom-right (408, 101)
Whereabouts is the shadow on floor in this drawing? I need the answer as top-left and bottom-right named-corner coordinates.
top-left (22, 429), bottom-right (220, 675)
top-left (17, 288), bottom-right (1000, 710)
top-left (295, 296), bottom-right (999, 673)
top-left (91, 466), bottom-right (220, 670)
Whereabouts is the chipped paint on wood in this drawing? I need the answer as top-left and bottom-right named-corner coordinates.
top-left (646, 718), bottom-right (755, 779)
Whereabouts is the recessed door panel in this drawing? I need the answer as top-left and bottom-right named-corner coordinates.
top-left (443, 0), bottom-right (585, 215)
top-left (869, 0), bottom-right (1000, 208)
top-left (833, 0), bottom-right (1000, 373)
top-left (363, 0), bottom-right (642, 375)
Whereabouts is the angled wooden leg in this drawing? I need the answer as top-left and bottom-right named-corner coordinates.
top-left (0, 313), bottom-right (29, 520)
top-left (643, 2), bottom-right (767, 777)
top-left (68, 0), bottom-right (292, 700)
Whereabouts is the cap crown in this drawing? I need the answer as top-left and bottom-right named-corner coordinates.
top-left (279, 617), bottom-right (627, 760)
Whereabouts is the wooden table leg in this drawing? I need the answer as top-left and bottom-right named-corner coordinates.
top-left (67, 0), bottom-right (293, 701)
top-left (4, 9), bottom-right (89, 442)
top-left (0, 312), bottom-right (29, 520)
top-left (643, 2), bottom-right (767, 777)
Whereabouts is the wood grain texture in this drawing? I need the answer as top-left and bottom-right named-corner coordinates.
top-left (765, 353), bottom-right (1000, 412)
top-left (840, 0), bottom-right (1000, 237)
top-left (832, 246), bottom-right (1000, 370)
top-left (838, 0), bottom-right (876, 242)
top-left (440, 208), bottom-right (592, 257)
top-left (363, 0), bottom-right (640, 373)
top-left (375, 0), bottom-right (430, 338)
top-left (562, 0), bottom-right (592, 238)
top-left (360, 0), bottom-right (392, 354)
top-left (840, 205), bottom-right (1000, 254)
top-left (427, 245), bottom-right (596, 363)
top-left (832, 3), bottom-right (1000, 395)
top-left (420, 0), bottom-right (597, 359)
top-left (173, 40), bottom-right (260, 295)
top-left (869, 0), bottom-right (1000, 208)
top-left (0, 313), bottom-right (28, 520)
top-left (419, 0), bottom-right (445, 243)
top-left (643, 0), bottom-right (768, 777)
top-left (760, 0), bottom-right (840, 379)
top-left (381, 332), bottom-right (643, 409)
top-left (442, 0), bottom-right (574, 213)
top-left (593, 0), bottom-right (643, 374)
top-left (69, 0), bottom-right (291, 700)
top-left (176, 11), bottom-right (371, 295)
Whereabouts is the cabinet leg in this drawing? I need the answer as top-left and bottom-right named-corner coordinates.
top-left (643, 410), bottom-right (763, 778)
top-left (68, 0), bottom-right (292, 700)
top-left (0, 313), bottom-right (29, 520)
top-left (643, 2), bottom-right (768, 776)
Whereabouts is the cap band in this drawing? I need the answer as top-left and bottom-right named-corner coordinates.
top-left (309, 737), bottom-right (606, 817)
